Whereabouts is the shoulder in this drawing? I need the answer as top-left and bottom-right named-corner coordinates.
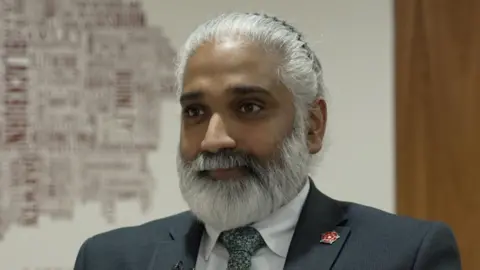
top-left (339, 202), bottom-right (461, 269)
top-left (84, 211), bottom-right (195, 248)
top-left (344, 202), bottom-right (452, 238)
top-left (74, 211), bottom-right (196, 268)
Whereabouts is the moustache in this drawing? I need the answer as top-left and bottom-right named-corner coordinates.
top-left (187, 149), bottom-right (263, 173)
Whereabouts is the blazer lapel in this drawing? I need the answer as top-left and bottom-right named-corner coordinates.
top-left (284, 180), bottom-right (351, 270)
top-left (148, 215), bottom-right (204, 270)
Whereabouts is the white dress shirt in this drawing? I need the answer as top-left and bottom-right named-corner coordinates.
top-left (195, 181), bottom-right (310, 270)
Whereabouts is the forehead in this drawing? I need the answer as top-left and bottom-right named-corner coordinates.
top-left (182, 39), bottom-right (283, 95)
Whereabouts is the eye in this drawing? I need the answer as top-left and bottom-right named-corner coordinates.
top-left (182, 106), bottom-right (205, 118)
top-left (239, 103), bottom-right (262, 114)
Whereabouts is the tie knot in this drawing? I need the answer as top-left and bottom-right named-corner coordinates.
top-left (219, 226), bottom-right (266, 255)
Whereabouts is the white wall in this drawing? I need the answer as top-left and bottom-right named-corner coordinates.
top-left (0, 1), bottom-right (394, 269)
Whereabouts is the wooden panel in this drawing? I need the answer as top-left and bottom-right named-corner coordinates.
top-left (395, 0), bottom-right (480, 269)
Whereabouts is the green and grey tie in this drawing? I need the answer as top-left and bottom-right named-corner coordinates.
top-left (219, 226), bottom-right (266, 270)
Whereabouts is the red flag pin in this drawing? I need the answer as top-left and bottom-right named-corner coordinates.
top-left (320, 231), bottom-right (340, 244)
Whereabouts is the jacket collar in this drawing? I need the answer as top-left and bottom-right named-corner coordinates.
top-left (283, 179), bottom-right (350, 269)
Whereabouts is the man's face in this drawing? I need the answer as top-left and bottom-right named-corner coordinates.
top-left (176, 39), bottom-right (315, 230)
top-left (179, 40), bottom-right (295, 170)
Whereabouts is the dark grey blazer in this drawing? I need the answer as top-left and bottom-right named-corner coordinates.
top-left (74, 181), bottom-right (462, 269)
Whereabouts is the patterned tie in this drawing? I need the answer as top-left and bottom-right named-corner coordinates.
top-left (219, 226), bottom-right (266, 270)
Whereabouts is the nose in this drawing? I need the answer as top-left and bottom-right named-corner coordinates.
top-left (201, 113), bottom-right (236, 152)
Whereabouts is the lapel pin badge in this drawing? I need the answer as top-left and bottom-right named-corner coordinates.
top-left (320, 230), bottom-right (340, 245)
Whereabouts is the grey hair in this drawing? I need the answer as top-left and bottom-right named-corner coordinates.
top-left (175, 12), bottom-right (326, 122)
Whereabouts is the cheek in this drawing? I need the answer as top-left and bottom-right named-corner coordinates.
top-left (233, 112), bottom-right (294, 158)
top-left (238, 128), bottom-right (285, 160)
top-left (179, 131), bottom-right (203, 161)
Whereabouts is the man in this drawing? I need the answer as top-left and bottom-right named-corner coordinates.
top-left (74, 13), bottom-right (462, 270)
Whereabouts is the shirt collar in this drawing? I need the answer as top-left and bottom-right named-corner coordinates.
top-left (203, 223), bottom-right (221, 260)
top-left (202, 180), bottom-right (310, 259)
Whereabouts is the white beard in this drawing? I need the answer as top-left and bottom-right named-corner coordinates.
top-left (176, 121), bottom-right (311, 231)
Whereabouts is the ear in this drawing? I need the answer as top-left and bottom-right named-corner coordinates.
top-left (307, 98), bottom-right (327, 154)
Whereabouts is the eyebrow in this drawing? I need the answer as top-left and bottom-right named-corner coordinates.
top-left (179, 91), bottom-right (203, 104)
top-left (179, 85), bottom-right (272, 104)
